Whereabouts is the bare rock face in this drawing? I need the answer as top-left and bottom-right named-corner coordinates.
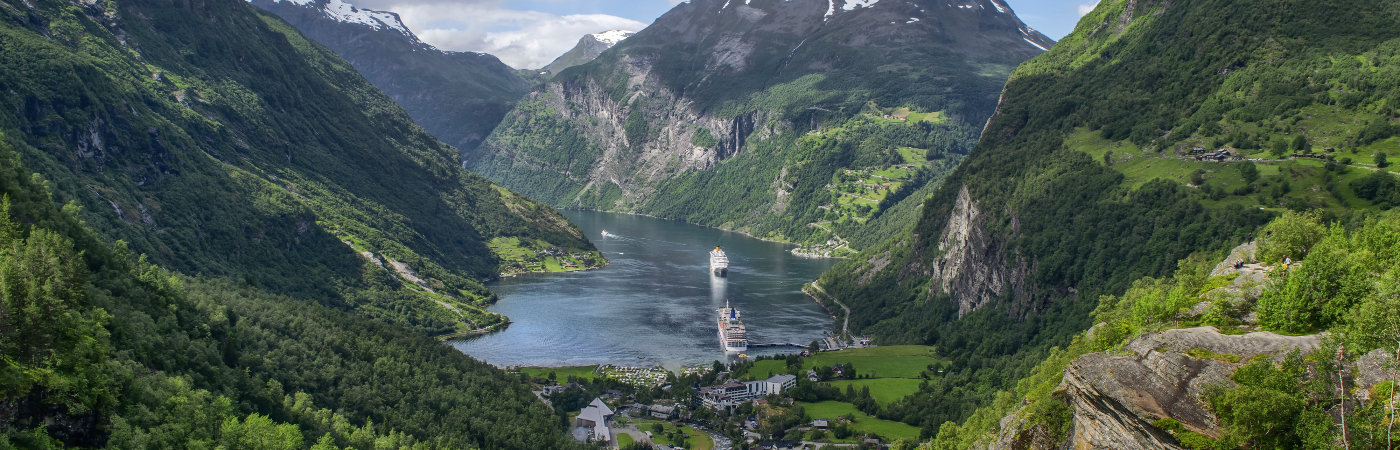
top-left (1060, 328), bottom-right (1321, 450)
top-left (926, 184), bottom-right (1036, 317)
top-left (991, 327), bottom-right (1323, 450)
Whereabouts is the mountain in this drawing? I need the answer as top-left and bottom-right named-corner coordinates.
top-left (466, 0), bottom-right (1052, 251)
top-left (808, 0), bottom-right (1400, 438)
top-left (0, 0), bottom-right (603, 443)
top-left (541, 30), bottom-right (635, 75)
top-left (0, 0), bottom-right (600, 339)
top-left (250, 0), bottom-right (530, 151)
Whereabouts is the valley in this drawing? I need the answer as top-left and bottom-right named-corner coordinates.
top-left (5, 0), bottom-right (1400, 447)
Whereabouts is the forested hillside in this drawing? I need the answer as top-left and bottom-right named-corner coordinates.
top-left (467, 0), bottom-right (1051, 250)
top-left (0, 0), bottom-right (600, 337)
top-left (809, 0), bottom-right (1400, 439)
top-left (251, 0), bottom-right (530, 152)
top-left (0, 137), bottom-right (579, 447)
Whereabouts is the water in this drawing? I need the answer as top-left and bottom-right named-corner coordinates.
top-left (450, 210), bottom-right (839, 369)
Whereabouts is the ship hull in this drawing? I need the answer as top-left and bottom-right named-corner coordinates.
top-left (712, 267), bottom-right (728, 277)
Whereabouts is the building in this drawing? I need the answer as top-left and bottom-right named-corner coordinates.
top-left (575, 398), bottom-right (614, 443)
top-left (806, 369), bottom-right (819, 382)
top-left (649, 404), bottom-right (677, 420)
top-left (700, 374), bottom-right (799, 409)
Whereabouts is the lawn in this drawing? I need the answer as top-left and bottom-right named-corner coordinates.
top-left (828, 378), bottom-right (924, 406)
top-left (617, 433), bottom-right (634, 448)
top-left (896, 147), bottom-right (928, 163)
top-left (750, 346), bottom-right (938, 380)
top-left (520, 365), bottom-right (599, 381)
top-left (797, 401), bottom-right (920, 441)
top-left (805, 346), bottom-right (938, 379)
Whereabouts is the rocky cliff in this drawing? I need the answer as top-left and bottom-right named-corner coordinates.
top-left (468, 0), bottom-right (1049, 240)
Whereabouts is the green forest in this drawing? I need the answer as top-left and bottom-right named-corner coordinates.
top-left (0, 138), bottom-right (580, 447)
top-left (0, 0), bottom-right (601, 338)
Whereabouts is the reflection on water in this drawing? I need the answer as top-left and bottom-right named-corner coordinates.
top-left (449, 211), bottom-right (838, 369)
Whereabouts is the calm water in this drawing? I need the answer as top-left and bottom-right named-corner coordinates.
top-left (450, 210), bottom-right (839, 369)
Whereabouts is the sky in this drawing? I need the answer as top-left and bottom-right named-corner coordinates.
top-left (344, 0), bottom-right (1101, 69)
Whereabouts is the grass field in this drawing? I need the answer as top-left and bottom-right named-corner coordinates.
top-left (806, 346), bottom-right (938, 379)
top-left (617, 433), bottom-right (634, 448)
top-left (750, 346), bottom-right (937, 380)
top-left (798, 401), bottom-right (920, 441)
top-left (828, 378), bottom-right (924, 406)
top-left (520, 365), bottom-right (599, 381)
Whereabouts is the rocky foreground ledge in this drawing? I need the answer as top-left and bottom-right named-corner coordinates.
top-left (988, 325), bottom-right (1397, 450)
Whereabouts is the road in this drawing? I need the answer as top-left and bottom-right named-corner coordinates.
top-left (809, 281), bottom-right (850, 345)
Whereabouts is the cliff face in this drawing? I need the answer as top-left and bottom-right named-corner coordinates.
top-left (921, 185), bottom-right (1036, 317)
top-left (468, 0), bottom-right (1049, 229)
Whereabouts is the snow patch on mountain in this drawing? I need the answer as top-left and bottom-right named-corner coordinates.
top-left (590, 30), bottom-right (633, 46)
top-left (259, 0), bottom-right (411, 36)
top-left (842, 0), bottom-right (878, 11)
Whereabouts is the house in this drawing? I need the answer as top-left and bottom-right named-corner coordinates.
top-left (807, 369), bottom-right (819, 382)
top-left (542, 385), bottom-right (565, 396)
top-left (649, 404), bottom-right (677, 420)
top-left (811, 419), bottom-right (829, 429)
top-left (574, 398), bottom-right (614, 443)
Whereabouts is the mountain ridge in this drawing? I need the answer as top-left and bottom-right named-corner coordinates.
top-left (541, 30), bottom-right (636, 75)
top-left (251, 0), bottom-right (530, 152)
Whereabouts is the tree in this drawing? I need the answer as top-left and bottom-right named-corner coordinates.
top-left (1291, 135), bottom-right (1310, 154)
top-left (1238, 162), bottom-right (1259, 183)
top-left (1271, 140), bottom-right (1288, 158)
top-left (1377, 152), bottom-right (1391, 168)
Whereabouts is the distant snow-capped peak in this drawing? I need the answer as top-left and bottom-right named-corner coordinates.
top-left (258, 0), bottom-right (412, 37)
top-left (589, 30), bottom-right (634, 46)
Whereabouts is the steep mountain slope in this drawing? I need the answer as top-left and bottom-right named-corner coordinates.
top-left (0, 0), bottom-right (599, 336)
top-left (541, 30), bottom-right (635, 75)
top-left (251, 0), bottom-right (530, 151)
top-left (812, 0), bottom-right (1400, 435)
top-left (0, 136), bottom-right (579, 447)
top-left (467, 0), bottom-right (1051, 248)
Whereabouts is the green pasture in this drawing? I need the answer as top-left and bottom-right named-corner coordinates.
top-left (797, 401), bottom-right (920, 441)
top-left (806, 346), bottom-right (938, 379)
top-left (828, 378), bottom-right (924, 406)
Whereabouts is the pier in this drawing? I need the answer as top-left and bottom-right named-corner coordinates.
top-left (747, 343), bottom-right (809, 349)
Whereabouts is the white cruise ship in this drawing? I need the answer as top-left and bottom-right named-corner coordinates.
top-left (717, 301), bottom-right (748, 352)
top-left (710, 246), bottom-right (729, 276)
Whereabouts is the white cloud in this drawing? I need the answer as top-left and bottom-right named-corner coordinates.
top-left (1077, 1), bottom-right (1099, 17)
top-left (344, 0), bottom-right (647, 69)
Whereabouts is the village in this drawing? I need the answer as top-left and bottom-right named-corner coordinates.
top-left (517, 346), bottom-right (941, 450)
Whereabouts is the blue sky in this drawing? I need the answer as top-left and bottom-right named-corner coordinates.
top-left (352, 0), bottom-right (1098, 69)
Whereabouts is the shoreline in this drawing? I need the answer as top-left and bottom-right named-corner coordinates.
top-left (561, 207), bottom-right (848, 257)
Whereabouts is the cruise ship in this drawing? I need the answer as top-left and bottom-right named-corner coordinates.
top-left (710, 246), bottom-right (729, 276)
top-left (717, 301), bottom-right (748, 352)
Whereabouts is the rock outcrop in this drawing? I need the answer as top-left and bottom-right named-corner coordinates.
top-left (926, 185), bottom-right (1035, 317)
